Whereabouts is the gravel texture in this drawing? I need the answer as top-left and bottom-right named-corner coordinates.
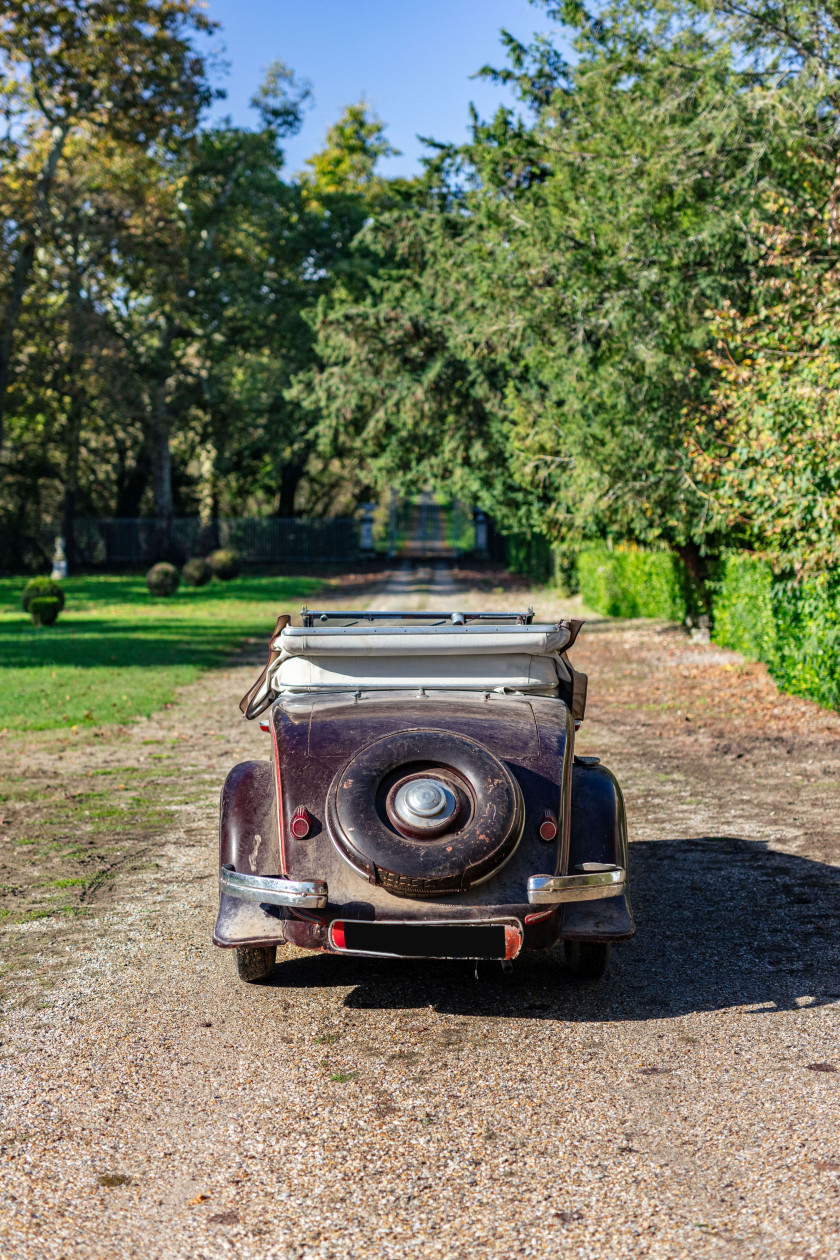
top-left (1, 565), bottom-right (839, 1259)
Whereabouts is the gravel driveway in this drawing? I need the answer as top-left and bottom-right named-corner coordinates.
top-left (1, 566), bottom-right (839, 1259)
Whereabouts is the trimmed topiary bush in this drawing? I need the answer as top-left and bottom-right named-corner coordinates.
top-left (29, 596), bottom-right (61, 627)
top-left (146, 562), bottom-right (181, 596)
top-left (21, 576), bottom-right (65, 614)
top-left (207, 548), bottom-right (240, 581)
top-left (182, 557), bottom-right (211, 587)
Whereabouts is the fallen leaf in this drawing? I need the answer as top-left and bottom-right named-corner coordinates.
top-left (806, 1062), bottom-right (837, 1073)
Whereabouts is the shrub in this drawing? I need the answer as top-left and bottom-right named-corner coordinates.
top-left (29, 597), bottom-right (61, 627)
top-left (146, 562), bottom-right (181, 596)
top-left (21, 576), bottom-right (65, 614)
top-left (207, 548), bottom-right (240, 581)
top-left (713, 555), bottom-right (840, 711)
top-left (711, 553), bottom-right (777, 664)
top-left (578, 546), bottom-right (688, 620)
top-left (182, 557), bottom-right (211, 587)
top-left (772, 573), bottom-right (840, 711)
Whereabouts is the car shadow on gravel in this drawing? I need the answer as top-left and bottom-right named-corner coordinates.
top-left (269, 838), bottom-right (840, 1022)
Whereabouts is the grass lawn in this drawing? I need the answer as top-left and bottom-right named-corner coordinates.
top-left (0, 572), bottom-right (322, 732)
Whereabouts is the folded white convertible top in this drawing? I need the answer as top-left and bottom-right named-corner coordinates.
top-left (264, 623), bottom-right (572, 694)
top-left (238, 613), bottom-right (588, 716)
top-left (274, 624), bottom-right (571, 657)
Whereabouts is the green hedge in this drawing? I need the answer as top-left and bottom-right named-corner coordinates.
top-left (711, 553), bottom-right (777, 662)
top-left (576, 544), bottom-right (840, 712)
top-left (712, 555), bottom-right (840, 711)
top-left (578, 546), bottom-right (689, 620)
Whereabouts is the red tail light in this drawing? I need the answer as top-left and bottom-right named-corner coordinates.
top-left (290, 807), bottom-right (311, 839)
top-left (539, 810), bottom-right (558, 841)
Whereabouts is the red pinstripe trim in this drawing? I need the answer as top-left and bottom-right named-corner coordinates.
top-left (271, 718), bottom-right (287, 876)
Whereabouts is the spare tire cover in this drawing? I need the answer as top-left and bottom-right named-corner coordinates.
top-left (326, 728), bottom-right (524, 898)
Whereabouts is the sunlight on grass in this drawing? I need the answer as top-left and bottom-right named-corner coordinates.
top-left (0, 573), bottom-right (321, 732)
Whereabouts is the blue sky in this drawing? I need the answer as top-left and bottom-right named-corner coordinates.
top-left (203, 0), bottom-right (558, 178)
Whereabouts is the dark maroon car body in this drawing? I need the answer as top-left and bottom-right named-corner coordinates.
top-left (214, 609), bottom-right (633, 982)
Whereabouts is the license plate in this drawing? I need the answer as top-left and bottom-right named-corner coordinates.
top-left (330, 921), bottom-right (521, 959)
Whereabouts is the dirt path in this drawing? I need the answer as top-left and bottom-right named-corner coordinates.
top-left (0, 566), bottom-right (839, 1260)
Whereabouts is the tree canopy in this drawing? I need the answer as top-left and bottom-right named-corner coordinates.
top-left (2, 0), bottom-right (838, 584)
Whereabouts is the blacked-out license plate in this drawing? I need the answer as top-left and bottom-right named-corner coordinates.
top-left (331, 921), bottom-right (518, 959)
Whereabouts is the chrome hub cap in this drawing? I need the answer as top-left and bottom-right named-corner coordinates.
top-left (393, 777), bottom-right (457, 831)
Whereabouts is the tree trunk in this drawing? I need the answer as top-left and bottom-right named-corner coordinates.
top-left (677, 541), bottom-right (713, 618)
top-left (115, 449), bottom-right (150, 517)
top-left (61, 393), bottom-right (83, 572)
top-left (278, 461), bottom-right (305, 517)
top-left (146, 325), bottom-right (175, 558)
top-left (0, 238), bottom-right (35, 454)
top-left (60, 275), bottom-right (88, 572)
top-left (0, 122), bottom-right (71, 454)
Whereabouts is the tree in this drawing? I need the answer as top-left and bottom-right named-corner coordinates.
top-left (0, 0), bottom-right (218, 455)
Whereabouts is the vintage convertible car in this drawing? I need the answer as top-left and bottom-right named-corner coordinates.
top-left (214, 607), bottom-right (633, 983)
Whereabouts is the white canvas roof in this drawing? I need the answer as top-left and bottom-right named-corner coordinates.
top-left (267, 623), bottom-right (571, 695)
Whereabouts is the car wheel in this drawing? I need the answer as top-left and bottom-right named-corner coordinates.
top-left (564, 940), bottom-right (610, 981)
top-left (235, 945), bottom-right (276, 983)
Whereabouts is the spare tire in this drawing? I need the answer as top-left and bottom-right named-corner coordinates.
top-left (326, 729), bottom-right (524, 898)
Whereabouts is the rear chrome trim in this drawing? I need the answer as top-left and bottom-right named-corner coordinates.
top-left (220, 865), bottom-right (328, 909)
top-left (527, 864), bottom-right (625, 904)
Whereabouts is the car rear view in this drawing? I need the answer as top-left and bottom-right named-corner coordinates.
top-left (214, 608), bottom-right (633, 982)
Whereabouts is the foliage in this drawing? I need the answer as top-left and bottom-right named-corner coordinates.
top-left (3, 0), bottom-right (840, 721)
top-left (302, 102), bottom-right (398, 202)
top-left (578, 547), bottom-right (690, 621)
top-left (146, 562), bottom-right (180, 596)
top-left (0, 0), bottom-right (218, 450)
top-left (21, 575), bottom-right (65, 612)
top-left (581, 545), bottom-right (840, 713)
top-left (711, 553), bottom-right (777, 664)
top-left (712, 555), bottom-right (840, 710)
top-left (0, 8), bottom-right (403, 570)
top-left (207, 548), bottom-right (239, 580)
top-left (0, 572), bottom-right (321, 731)
top-left (181, 557), bottom-right (211, 587)
top-left (691, 180), bottom-right (840, 572)
top-left (29, 595), bottom-right (60, 626)
top-left (504, 533), bottom-right (556, 584)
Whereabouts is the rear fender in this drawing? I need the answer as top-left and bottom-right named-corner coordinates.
top-left (219, 760), bottom-right (280, 876)
top-left (214, 760), bottom-right (285, 949)
top-left (560, 760), bottom-right (634, 941)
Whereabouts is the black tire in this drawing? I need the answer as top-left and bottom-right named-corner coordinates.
top-left (235, 945), bottom-right (276, 983)
top-left (564, 940), bottom-right (611, 981)
top-left (327, 728), bottom-right (524, 898)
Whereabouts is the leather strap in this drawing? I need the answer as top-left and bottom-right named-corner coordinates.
top-left (239, 613), bottom-right (291, 719)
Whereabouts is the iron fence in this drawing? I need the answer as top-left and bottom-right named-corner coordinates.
top-left (73, 517), bottom-right (361, 568)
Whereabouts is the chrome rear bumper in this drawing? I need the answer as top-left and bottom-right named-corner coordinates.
top-left (220, 865), bottom-right (328, 910)
top-left (220, 862), bottom-right (624, 912)
top-left (527, 863), bottom-right (626, 904)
